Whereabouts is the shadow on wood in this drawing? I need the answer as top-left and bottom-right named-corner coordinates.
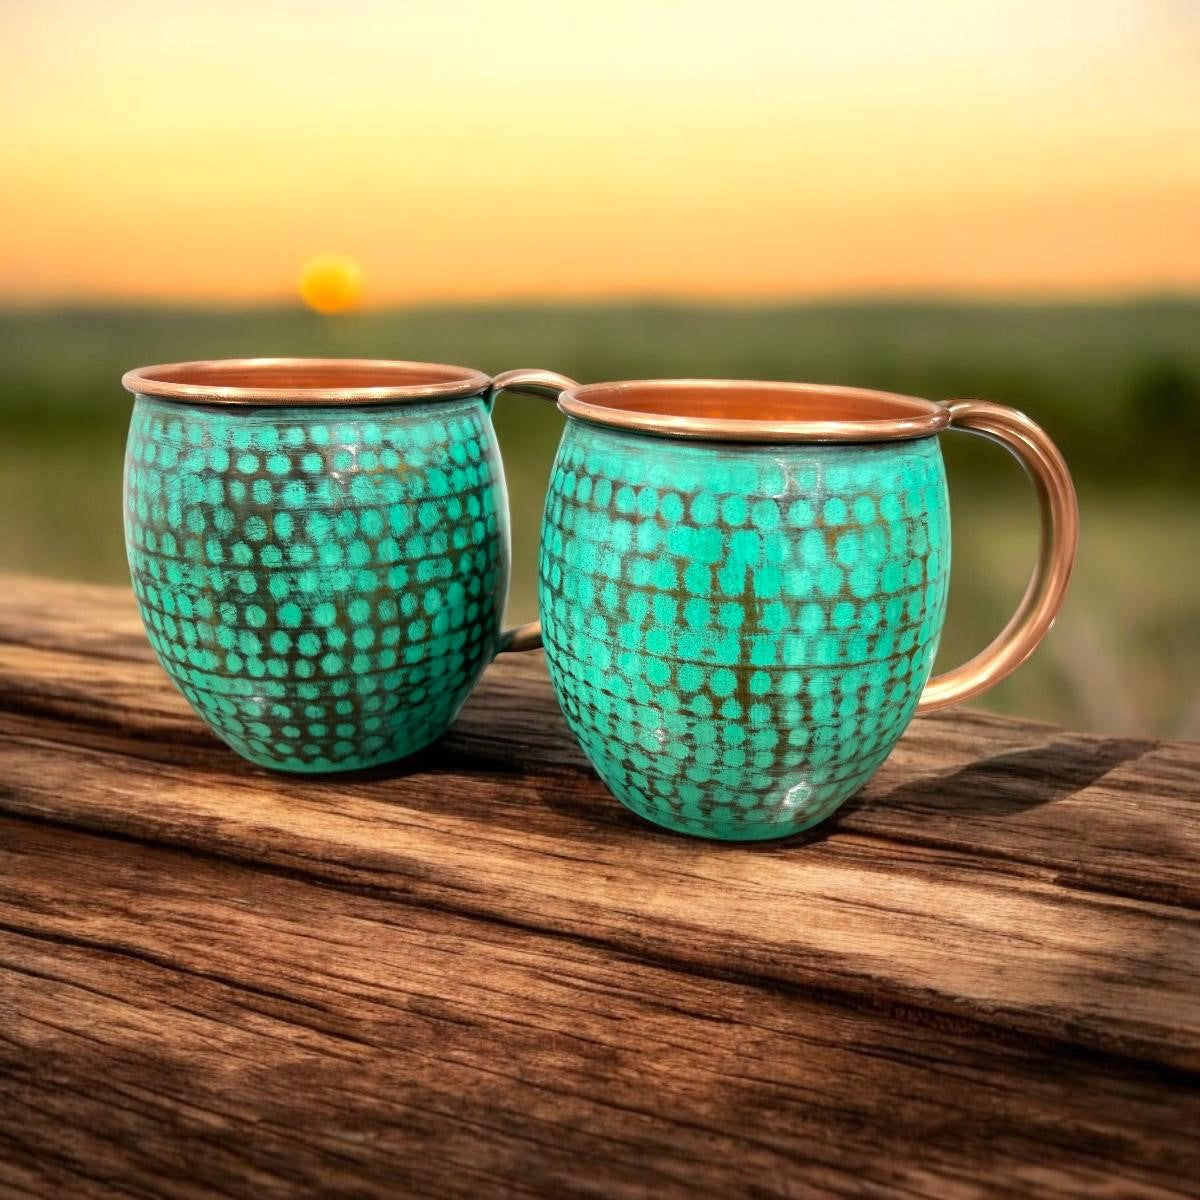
top-left (876, 735), bottom-right (1158, 816)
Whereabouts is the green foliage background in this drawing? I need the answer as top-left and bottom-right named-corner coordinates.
top-left (2, 299), bottom-right (1196, 736)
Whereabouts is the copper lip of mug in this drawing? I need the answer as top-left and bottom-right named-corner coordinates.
top-left (122, 358), bottom-right (570, 773)
top-left (499, 372), bottom-right (1080, 841)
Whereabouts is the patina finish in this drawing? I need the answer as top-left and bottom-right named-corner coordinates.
top-left (533, 378), bottom-right (1077, 840)
top-left (121, 358), bottom-right (566, 772)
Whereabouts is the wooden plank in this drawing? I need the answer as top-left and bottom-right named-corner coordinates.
top-left (2, 575), bottom-right (1199, 1196)
top-left (2, 574), bottom-right (1195, 908)
top-left (2, 817), bottom-right (1197, 1199)
top-left (2, 579), bottom-right (1198, 1074)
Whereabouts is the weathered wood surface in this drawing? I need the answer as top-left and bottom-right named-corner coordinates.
top-left (1, 574), bottom-right (1197, 1199)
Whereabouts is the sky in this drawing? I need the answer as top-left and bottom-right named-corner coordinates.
top-left (1, 0), bottom-right (1198, 305)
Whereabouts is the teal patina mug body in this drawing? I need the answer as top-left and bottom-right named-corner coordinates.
top-left (523, 378), bottom-right (1078, 841)
top-left (122, 359), bottom-right (565, 772)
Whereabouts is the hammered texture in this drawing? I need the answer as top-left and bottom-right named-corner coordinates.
top-left (539, 423), bottom-right (951, 840)
top-left (124, 394), bottom-right (506, 772)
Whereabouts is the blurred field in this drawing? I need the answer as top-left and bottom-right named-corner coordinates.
top-left (1, 300), bottom-right (1197, 737)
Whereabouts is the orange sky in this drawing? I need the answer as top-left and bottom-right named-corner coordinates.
top-left (2, 0), bottom-right (1198, 304)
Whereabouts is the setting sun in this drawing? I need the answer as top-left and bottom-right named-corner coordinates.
top-left (297, 254), bottom-right (365, 314)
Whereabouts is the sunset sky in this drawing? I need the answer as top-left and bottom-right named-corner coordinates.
top-left (2, 0), bottom-right (1198, 305)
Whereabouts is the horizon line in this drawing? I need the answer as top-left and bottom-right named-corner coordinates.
top-left (3, 287), bottom-right (1199, 317)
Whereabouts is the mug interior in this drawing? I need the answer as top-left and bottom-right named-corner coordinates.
top-left (122, 358), bottom-right (491, 406)
top-left (560, 379), bottom-right (950, 443)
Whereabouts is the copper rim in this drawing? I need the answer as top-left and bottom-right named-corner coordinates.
top-left (557, 379), bottom-right (950, 443)
top-left (121, 358), bottom-right (492, 406)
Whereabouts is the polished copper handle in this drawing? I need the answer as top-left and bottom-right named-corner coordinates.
top-left (917, 400), bottom-right (1079, 713)
top-left (487, 368), bottom-right (579, 654)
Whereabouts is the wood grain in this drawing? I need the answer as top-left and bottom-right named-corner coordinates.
top-left (1, 575), bottom-right (1198, 1198)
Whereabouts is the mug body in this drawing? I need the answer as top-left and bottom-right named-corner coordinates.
top-left (539, 417), bottom-right (950, 839)
top-left (123, 362), bottom-right (506, 772)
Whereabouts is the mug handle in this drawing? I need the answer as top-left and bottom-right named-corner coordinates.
top-left (485, 368), bottom-right (579, 654)
top-left (917, 400), bottom-right (1079, 713)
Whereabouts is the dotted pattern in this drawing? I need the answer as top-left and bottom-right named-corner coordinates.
top-left (539, 423), bottom-right (951, 840)
top-left (124, 395), bottom-right (506, 772)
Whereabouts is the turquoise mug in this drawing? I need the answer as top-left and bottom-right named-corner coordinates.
top-left (504, 375), bottom-right (1079, 841)
top-left (122, 358), bottom-right (570, 772)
